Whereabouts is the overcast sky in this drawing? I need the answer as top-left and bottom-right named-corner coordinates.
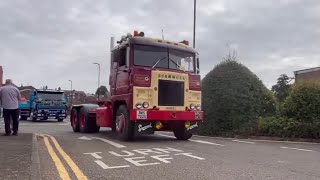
top-left (1, 0), bottom-right (319, 93)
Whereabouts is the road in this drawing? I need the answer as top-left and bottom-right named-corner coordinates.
top-left (1, 118), bottom-right (320, 180)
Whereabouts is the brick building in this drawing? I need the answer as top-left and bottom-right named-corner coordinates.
top-left (294, 67), bottom-right (320, 83)
top-left (64, 90), bottom-right (86, 105)
top-left (18, 86), bottom-right (36, 100)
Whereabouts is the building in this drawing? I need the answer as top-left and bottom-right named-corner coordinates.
top-left (84, 94), bottom-right (98, 104)
top-left (294, 67), bottom-right (320, 83)
top-left (18, 86), bottom-right (36, 100)
top-left (0, 66), bottom-right (3, 87)
top-left (64, 90), bottom-right (86, 105)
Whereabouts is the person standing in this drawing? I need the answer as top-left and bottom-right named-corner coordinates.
top-left (0, 79), bottom-right (21, 136)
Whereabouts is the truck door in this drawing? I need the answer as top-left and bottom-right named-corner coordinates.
top-left (112, 46), bottom-right (130, 96)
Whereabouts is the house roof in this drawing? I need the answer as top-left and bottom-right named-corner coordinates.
top-left (294, 67), bottom-right (320, 75)
top-left (18, 86), bottom-right (36, 90)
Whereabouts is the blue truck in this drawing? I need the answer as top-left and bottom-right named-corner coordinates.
top-left (19, 89), bottom-right (68, 121)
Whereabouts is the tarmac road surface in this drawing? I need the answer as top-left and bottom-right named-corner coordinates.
top-left (1, 118), bottom-right (320, 180)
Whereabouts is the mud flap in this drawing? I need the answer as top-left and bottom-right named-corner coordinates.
top-left (185, 121), bottom-right (199, 133)
top-left (134, 121), bottom-right (155, 135)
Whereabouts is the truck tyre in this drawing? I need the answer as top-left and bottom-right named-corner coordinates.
top-left (71, 108), bottom-right (80, 132)
top-left (79, 107), bottom-right (100, 133)
top-left (115, 105), bottom-right (135, 141)
top-left (31, 111), bottom-right (37, 121)
top-left (173, 126), bottom-right (193, 140)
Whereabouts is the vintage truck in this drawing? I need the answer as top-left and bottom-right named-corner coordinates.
top-left (19, 88), bottom-right (68, 121)
top-left (70, 30), bottom-right (203, 141)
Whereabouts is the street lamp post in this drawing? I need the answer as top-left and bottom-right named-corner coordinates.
top-left (93, 62), bottom-right (101, 101)
top-left (193, 0), bottom-right (197, 49)
top-left (68, 80), bottom-right (73, 106)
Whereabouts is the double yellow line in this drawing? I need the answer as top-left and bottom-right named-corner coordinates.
top-left (38, 134), bottom-right (88, 180)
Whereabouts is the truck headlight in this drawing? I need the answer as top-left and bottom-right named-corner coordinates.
top-left (195, 104), bottom-right (201, 110)
top-left (135, 102), bottom-right (143, 109)
top-left (142, 102), bottom-right (149, 109)
top-left (190, 104), bottom-right (195, 110)
top-left (61, 110), bottom-right (65, 113)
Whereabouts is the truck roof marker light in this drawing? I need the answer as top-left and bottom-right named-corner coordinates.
top-left (133, 30), bottom-right (139, 36)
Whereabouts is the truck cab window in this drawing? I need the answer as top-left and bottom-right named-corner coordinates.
top-left (118, 47), bottom-right (127, 67)
top-left (112, 47), bottom-right (127, 68)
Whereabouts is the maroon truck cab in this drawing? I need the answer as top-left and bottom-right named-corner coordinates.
top-left (71, 31), bottom-right (203, 141)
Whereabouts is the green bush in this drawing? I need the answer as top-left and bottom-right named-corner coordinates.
top-left (199, 60), bottom-right (276, 137)
top-left (281, 81), bottom-right (320, 123)
top-left (258, 116), bottom-right (320, 138)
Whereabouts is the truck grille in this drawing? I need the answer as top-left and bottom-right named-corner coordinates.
top-left (158, 80), bottom-right (184, 106)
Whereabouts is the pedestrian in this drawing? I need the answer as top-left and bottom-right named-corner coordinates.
top-left (0, 79), bottom-right (21, 136)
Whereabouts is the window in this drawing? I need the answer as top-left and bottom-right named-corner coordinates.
top-left (112, 46), bottom-right (127, 67)
top-left (133, 44), bottom-right (195, 72)
top-left (134, 45), bottom-right (168, 68)
top-left (169, 49), bottom-right (195, 72)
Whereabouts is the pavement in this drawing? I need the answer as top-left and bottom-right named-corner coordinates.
top-left (1, 117), bottom-right (320, 180)
top-left (0, 131), bottom-right (35, 180)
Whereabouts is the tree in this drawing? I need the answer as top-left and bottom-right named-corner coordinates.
top-left (271, 74), bottom-right (293, 102)
top-left (199, 59), bottom-right (276, 137)
top-left (95, 85), bottom-right (108, 97)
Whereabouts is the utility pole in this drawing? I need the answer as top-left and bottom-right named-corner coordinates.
top-left (93, 62), bottom-right (101, 101)
top-left (162, 29), bottom-right (164, 40)
top-left (193, 0), bottom-right (197, 49)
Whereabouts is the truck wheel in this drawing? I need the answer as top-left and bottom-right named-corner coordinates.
top-left (31, 111), bottom-right (37, 121)
top-left (71, 108), bottom-right (80, 132)
top-left (115, 105), bottom-right (135, 141)
top-left (173, 126), bottom-right (193, 140)
top-left (79, 107), bottom-right (100, 133)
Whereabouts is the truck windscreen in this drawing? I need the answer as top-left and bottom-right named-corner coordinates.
top-left (38, 92), bottom-right (65, 101)
top-left (134, 45), bottom-right (195, 72)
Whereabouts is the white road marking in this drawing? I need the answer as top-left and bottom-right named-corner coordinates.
top-left (92, 137), bottom-right (126, 148)
top-left (158, 134), bottom-right (224, 146)
top-left (232, 139), bottom-right (255, 144)
top-left (175, 153), bottom-right (205, 160)
top-left (95, 160), bottom-right (130, 169)
top-left (78, 136), bottom-right (92, 140)
top-left (191, 140), bottom-right (225, 146)
top-left (83, 152), bottom-right (103, 159)
top-left (193, 134), bottom-right (320, 145)
top-left (277, 161), bottom-right (286, 164)
top-left (124, 157), bottom-right (160, 167)
top-left (281, 146), bottom-right (313, 152)
top-left (78, 136), bottom-right (126, 148)
top-left (157, 134), bottom-right (176, 138)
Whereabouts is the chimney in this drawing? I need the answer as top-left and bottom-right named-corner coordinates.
top-left (0, 66), bottom-right (3, 87)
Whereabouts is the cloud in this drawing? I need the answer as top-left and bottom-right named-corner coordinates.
top-left (0, 0), bottom-right (319, 93)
